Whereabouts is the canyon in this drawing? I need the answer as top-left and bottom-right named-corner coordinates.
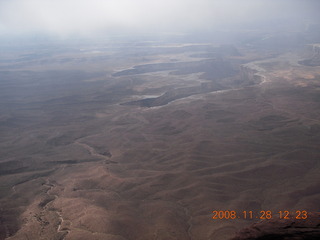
top-left (0, 33), bottom-right (320, 240)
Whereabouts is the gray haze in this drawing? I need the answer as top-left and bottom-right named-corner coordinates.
top-left (0, 0), bottom-right (319, 38)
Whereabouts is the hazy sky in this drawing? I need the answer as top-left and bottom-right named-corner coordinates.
top-left (0, 0), bottom-right (318, 38)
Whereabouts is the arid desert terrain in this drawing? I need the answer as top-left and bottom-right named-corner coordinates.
top-left (0, 32), bottom-right (320, 240)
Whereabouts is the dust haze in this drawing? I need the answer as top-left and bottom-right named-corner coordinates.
top-left (0, 0), bottom-right (319, 37)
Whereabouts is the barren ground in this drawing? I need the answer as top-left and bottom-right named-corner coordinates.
top-left (0, 38), bottom-right (320, 240)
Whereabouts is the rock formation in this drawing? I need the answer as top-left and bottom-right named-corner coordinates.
top-left (239, 64), bottom-right (265, 85)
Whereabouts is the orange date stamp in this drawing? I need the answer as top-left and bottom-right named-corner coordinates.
top-left (211, 210), bottom-right (309, 220)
